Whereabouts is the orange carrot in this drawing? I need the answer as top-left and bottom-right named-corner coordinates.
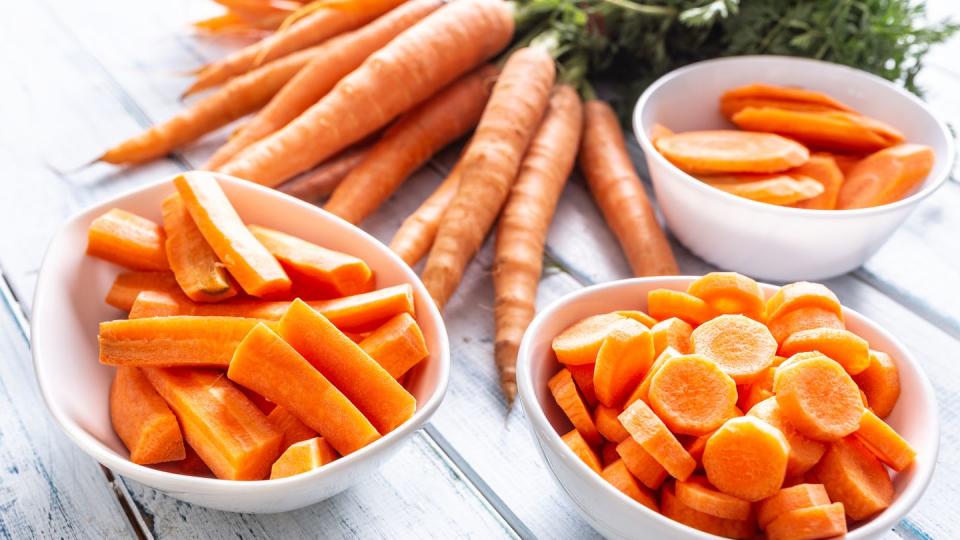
top-left (661, 484), bottom-right (756, 539)
top-left (270, 437), bottom-right (338, 479)
top-left (767, 307), bottom-right (844, 344)
top-left (747, 397), bottom-right (826, 477)
top-left (105, 271), bottom-right (181, 311)
top-left (830, 153), bottom-right (864, 176)
top-left (277, 144), bottom-right (371, 201)
top-left (704, 175), bottom-right (824, 205)
top-left (602, 459), bottom-right (659, 511)
top-left (619, 399), bottom-right (696, 481)
top-left (567, 363), bottom-right (598, 407)
top-left (731, 107), bottom-right (903, 153)
top-left (580, 100), bottom-right (678, 276)
top-left (766, 282), bottom-right (843, 324)
top-left (153, 444), bottom-right (213, 477)
top-left (686, 272), bottom-right (765, 321)
top-left (358, 313), bottom-right (429, 379)
top-left (721, 83), bottom-right (854, 115)
top-left (676, 475), bottom-right (752, 521)
top-left (703, 416), bottom-right (789, 501)
top-left (853, 350), bottom-right (901, 418)
top-left (87, 209), bottom-right (168, 271)
top-left (161, 194), bottom-right (238, 302)
top-left (813, 437), bottom-right (893, 520)
top-left (594, 319), bottom-right (655, 408)
top-left (854, 409), bottom-right (916, 471)
top-left (790, 154), bottom-right (845, 210)
top-left (616, 437), bottom-right (668, 490)
top-left (389, 161), bottom-right (462, 266)
top-left (595, 404), bottom-right (630, 443)
top-left (267, 406), bottom-right (317, 452)
top-left (765, 503), bottom-right (847, 540)
top-left (561, 429), bottom-right (602, 474)
top-left (837, 143), bottom-right (935, 209)
top-left (647, 289), bottom-right (715, 326)
top-left (649, 122), bottom-right (674, 143)
top-left (757, 483), bottom-right (831, 529)
top-left (721, 97), bottom-right (844, 119)
top-left (648, 355), bottom-right (738, 436)
top-left (780, 327), bottom-right (870, 375)
top-left (624, 347), bottom-right (680, 407)
top-left (552, 312), bottom-right (631, 365)
top-left (773, 354), bottom-right (864, 441)
top-left (616, 310), bottom-right (658, 328)
top-left (691, 314), bottom-right (778, 384)
top-left (655, 130), bottom-right (809, 174)
top-left (601, 441), bottom-right (620, 466)
top-left (110, 367), bottom-right (185, 465)
top-left (548, 368), bottom-right (602, 446)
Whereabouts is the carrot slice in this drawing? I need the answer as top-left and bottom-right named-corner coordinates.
top-left (790, 154), bottom-right (845, 210)
top-left (739, 366), bottom-right (775, 413)
top-left (703, 416), bottom-right (789, 501)
top-left (854, 409), bottom-right (916, 471)
top-left (837, 143), bottom-right (935, 209)
top-left (267, 406), bottom-right (318, 453)
top-left (748, 397), bottom-right (826, 477)
top-left (601, 459), bottom-right (658, 511)
top-left (813, 437), bottom-right (893, 520)
top-left (269, 437), bottom-right (338, 479)
top-left (552, 312), bottom-right (630, 365)
top-left (616, 310), bottom-right (658, 328)
top-left (153, 445), bottom-right (213, 477)
top-left (691, 314), bottom-right (778, 384)
top-left (647, 289), bottom-right (715, 326)
top-left (278, 299), bottom-right (416, 434)
top-left (127, 290), bottom-right (185, 319)
top-left (87, 209), bottom-right (169, 271)
top-left (731, 107), bottom-right (903, 153)
top-left (780, 327), bottom-right (870, 375)
top-left (766, 282), bottom-right (843, 324)
top-left (173, 172), bottom-right (291, 298)
top-left (774, 355), bottom-right (864, 441)
top-left (548, 368), bottom-right (602, 446)
top-left (757, 483), bottom-right (830, 529)
top-left (765, 502), bottom-right (847, 540)
top-left (615, 438), bottom-right (668, 490)
top-left (676, 475), bottom-right (752, 521)
top-left (705, 175), bottom-right (824, 206)
top-left (227, 322), bottom-right (381, 455)
top-left (142, 367), bottom-right (281, 480)
top-left (624, 347), bottom-right (680, 407)
top-left (853, 350), bottom-right (901, 418)
top-left (720, 97), bottom-right (843, 119)
top-left (561, 429), bottom-right (602, 474)
top-left (105, 271), bottom-right (182, 311)
top-left (684, 432), bottom-right (711, 466)
top-left (649, 123), bottom-right (674, 144)
top-left (721, 83), bottom-right (854, 114)
top-left (161, 194), bottom-right (238, 302)
top-left (767, 307), bottom-right (844, 344)
top-left (595, 404), bottom-right (630, 443)
top-left (357, 313), bottom-right (428, 379)
top-left (648, 355), bottom-right (738, 436)
top-left (110, 367), bottom-right (185, 465)
top-left (655, 130), bottom-right (809, 174)
top-left (686, 272), bottom-right (765, 321)
top-left (619, 399), bottom-right (696, 481)
top-left (567, 363), bottom-right (598, 407)
top-left (593, 318), bottom-right (654, 407)
top-left (650, 318), bottom-right (692, 357)
top-left (661, 484), bottom-right (756, 539)
top-left (249, 224), bottom-right (373, 298)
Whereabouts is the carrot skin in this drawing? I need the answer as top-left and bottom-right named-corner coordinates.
top-left (389, 160), bottom-right (462, 266)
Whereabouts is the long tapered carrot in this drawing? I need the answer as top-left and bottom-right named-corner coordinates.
top-left (217, 0), bottom-right (515, 186)
top-left (492, 85), bottom-right (583, 403)
top-left (325, 65), bottom-right (498, 224)
top-left (277, 144), bottom-right (371, 201)
top-left (421, 47), bottom-right (555, 308)
top-left (205, 0), bottom-right (443, 168)
top-left (389, 160), bottom-right (463, 266)
top-left (580, 101), bottom-right (678, 276)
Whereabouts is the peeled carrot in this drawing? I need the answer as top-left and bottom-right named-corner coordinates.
top-left (703, 416), bottom-right (789, 501)
top-left (853, 350), bottom-right (901, 418)
top-left (87, 209), bottom-right (168, 271)
top-left (566, 363), bottom-right (598, 407)
top-left (110, 367), bottom-right (186, 465)
top-left (278, 144), bottom-right (371, 201)
top-left (616, 437), bottom-right (668, 490)
top-left (106, 271), bottom-right (181, 311)
top-left (619, 399), bottom-right (696, 481)
top-left (767, 307), bottom-right (844, 344)
top-left (270, 437), bottom-right (338, 480)
top-left (773, 354), bottom-right (864, 441)
top-left (855, 409), bottom-right (916, 471)
top-left (748, 397), bottom-right (826, 477)
top-left (595, 404), bottom-right (630, 443)
top-left (780, 327), bottom-right (870, 375)
top-left (161, 194), bottom-right (238, 303)
top-left (721, 97), bottom-right (843, 119)
top-left (684, 432), bottom-right (712, 466)
top-left (624, 347), bottom-right (680, 407)
top-left (561, 429), bottom-right (602, 474)
top-left (647, 289), bottom-right (715, 326)
top-left (602, 459), bottom-right (659, 512)
top-left (767, 282), bottom-right (843, 326)
top-left (765, 502), bottom-right (847, 540)
top-left (358, 313), bottom-right (429, 379)
top-left (389, 161), bottom-right (462, 266)
top-left (548, 368), bottom-right (602, 446)
top-left (789, 154), bottom-right (845, 210)
top-left (580, 100), bottom-right (678, 276)
top-left (757, 483), bottom-right (831, 529)
top-left (650, 318), bottom-right (693, 357)
top-left (648, 355), bottom-right (738, 436)
top-left (812, 437), bottom-right (893, 520)
top-left (655, 130), bottom-right (809, 174)
top-left (676, 475), bottom-right (752, 521)
top-left (731, 107), bottom-right (903, 153)
top-left (705, 175), bottom-right (824, 206)
top-left (593, 319), bottom-right (655, 408)
top-left (721, 83), bottom-right (854, 115)
top-left (661, 484), bottom-right (756, 539)
top-left (616, 310), bottom-right (658, 328)
top-left (267, 406), bottom-right (317, 453)
top-left (552, 312), bottom-right (631, 365)
top-left (837, 143), bottom-right (935, 209)
top-left (691, 314), bottom-right (778, 384)
top-left (687, 272), bottom-right (765, 321)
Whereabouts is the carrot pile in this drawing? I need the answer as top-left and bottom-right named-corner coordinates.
top-left (547, 272), bottom-right (916, 539)
top-left (653, 83), bottom-right (935, 209)
top-left (88, 172), bottom-right (430, 480)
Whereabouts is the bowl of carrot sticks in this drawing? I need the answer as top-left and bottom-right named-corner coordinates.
top-left (633, 55), bottom-right (954, 282)
top-left (31, 172), bottom-right (450, 513)
top-left (517, 272), bottom-right (938, 539)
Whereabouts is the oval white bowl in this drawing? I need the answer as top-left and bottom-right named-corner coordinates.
top-left (633, 55), bottom-right (955, 282)
top-left (517, 277), bottom-right (938, 540)
top-left (31, 173), bottom-right (450, 513)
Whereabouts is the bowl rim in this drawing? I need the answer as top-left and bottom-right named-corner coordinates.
top-left (517, 276), bottom-right (940, 540)
top-left (30, 173), bottom-right (451, 492)
top-left (632, 54), bottom-right (956, 219)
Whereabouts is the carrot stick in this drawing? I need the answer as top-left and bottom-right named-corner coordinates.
top-left (580, 100), bottom-right (678, 276)
top-left (358, 313), bottom-right (429, 379)
top-left (493, 85), bottom-right (583, 403)
top-left (691, 314), bottom-right (778, 384)
top-left (780, 327), bottom-right (870, 375)
top-left (765, 503), bottom-right (847, 540)
top-left (87, 209), bottom-right (168, 271)
top-left (648, 355), bottom-right (738, 436)
top-left (204, 0), bottom-right (442, 168)
top-left (756, 483), bottom-right (830, 529)
top-left (854, 409), bottom-right (916, 471)
top-left (325, 65), bottom-right (498, 224)
top-left (277, 144), bottom-right (371, 201)
top-left (619, 399), bottom-right (697, 481)
top-left (267, 405), bottom-right (317, 452)
top-left (812, 437), bottom-right (893, 520)
top-left (548, 368), bottom-right (602, 446)
top-left (676, 475), bottom-right (752, 521)
top-left (110, 367), bottom-right (186, 465)
top-left (852, 350), bottom-right (900, 418)
top-left (217, 0), bottom-right (515, 186)
top-left (269, 437), bottom-right (338, 479)
top-left (389, 161), bottom-right (462, 266)
top-left (601, 459), bottom-right (659, 511)
top-left (686, 272), bottom-right (765, 321)
top-left (615, 437), bottom-right (668, 490)
top-left (421, 47), bottom-right (555, 308)
top-left (105, 271), bottom-right (182, 311)
top-left (703, 416), bottom-right (790, 501)
top-left (161, 194), bottom-right (238, 302)
top-left (836, 143), bottom-right (935, 209)
top-left (747, 397), bottom-right (826, 477)
top-left (655, 130), bottom-right (809, 174)
top-left (561, 429), bottom-right (602, 474)
top-left (773, 354), bottom-right (864, 441)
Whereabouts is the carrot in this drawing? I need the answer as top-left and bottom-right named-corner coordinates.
top-left (595, 404), bottom-right (630, 443)
top-left (703, 416), bottom-right (789, 501)
top-left (812, 437), bottom-right (893, 520)
top-left (548, 368), bottom-right (602, 446)
top-left (173, 173), bottom-right (291, 298)
top-left (277, 144), bottom-right (371, 201)
top-left (623, 347), bottom-right (680, 407)
top-left (566, 363), bottom-right (598, 407)
top-left (721, 83), bottom-right (854, 115)
top-left (676, 475), bottom-right (752, 521)
top-left (661, 484), bottom-right (756, 539)
top-left (686, 272), bottom-right (765, 321)
top-left (780, 327), bottom-right (870, 375)
top-left (492, 84), bottom-right (584, 403)
top-left (705, 175), bottom-right (824, 205)
top-left (647, 289), bottom-right (715, 326)
top-left (767, 282), bottom-right (843, 325)
top-left (854, 409), bottom-right (916, 471)
top-left (269, 437), bottom-right (338, 479)
top-left (601, 459), bottom-right (659, 512)
top-left (836, 143), bottom-right (935, 209)
top-left (218, 0), bottom-right (515, 186)
top-left (619, 399), bottom-right (697, 481)
top-left (721, 97), bottom-right (844, 119)
top-left (142, 367), bottom-right (281, 480)
top-left (767, 307), bottom-right (844, 344)
top-left (205, 0), bottom-right (442, 168)
top-left (580, 100), bottom-right (678, 276)
top-left (561, 429), bottom-right (602, 474)
top-left (691, 314), bottom-right (778, 384)
top-left (240, 384), bottom-right (276, 415)
top-left (684, 432), bottom-right (711, 467)
top-left (731, 107), bottom-right (903, 153)
top-left (765, 503), bottom-right (847, 540)
top-left (421, 47), bottom-right (555, 308)
top-left (601, 441), bottom-right (620, 466)
top-left (153, 445), bottom-right (213, 477)
top-left (227, 322), bottom-right (382, 454)
top-left (648, 355), bottom-right (738, 436)
top-left (87, 209), bottom-right (168, 271)
top-left (649, 122), bottom-right (674, 143)
top-left (757, 483), bottom-right (831, 529)
top-left (789, 154), bottom-right (845, 210)
top-left (616, 310), bottom-right (658, 328)
top-left (110, 367), bottom-right (185, 465)
top-left (655, 130), bottom-right (809, 174)
top-left (552, 312), bottom-right (631, 365)
top-left (829, 153), bottom-right (863, 176)
top-left (279, 299), bottom-right (416, 433)
top-left (267, 406), bottom-right (317, 453)
top-left (773, 354), bottom-right (864, 441)
top-left (747, 397), bottom-right (826, 477)
top-left (738, 366), bottom-right (775, 416)
top-left (594, 319), bottom-right (655, 408)
top-left (389, 161), bottom-right (462, 266)
top-left (615, 438), bottom-right (668, 490)
top-left (105, 271), bottom-right (181, 311)
top-left (358, 313), bottom-right (429, 379)
top-left (853, 350), bottom-right (901, 418)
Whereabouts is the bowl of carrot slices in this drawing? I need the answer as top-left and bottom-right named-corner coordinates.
top-left (31, 172), bottom-right (449, 513)
top-left (633, 55), bottom-right (954, 282)
top-left (517, 272), bottom-right (938, 539)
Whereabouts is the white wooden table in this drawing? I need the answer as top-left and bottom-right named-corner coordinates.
top-left (2, 1), bottom-right (959, 538)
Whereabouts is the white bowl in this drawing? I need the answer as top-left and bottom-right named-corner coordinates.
top-left (633, 55), bottom-right (955, 282)
top-left (517, 277), bottom-right (938, 540)
top-left (31, 173), bottom-right (450, 513)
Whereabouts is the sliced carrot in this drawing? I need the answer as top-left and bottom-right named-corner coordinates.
top-left (766, 282), bottom-right (843, 324)
top-left (595, 404), bottom-right (630, 443)
top-left (739, 366), bottom-right (775, 413)
top-left (593, 319), bottom-right (654, 407)
top-left (561, 429), bottom-right (602, 474)
top-left (790, 154), bottom-right (845, 210)
top-left (249, 225), bottom-right (373, 298)
top-left (267, 406), bottom-right (317, 453)
top-left (649, 123), bottom-right (674, 144)
top-left (616, 310), bottom-right (658, 328)
top-left (655, 130), bottom-right (809, 174)
top-left (110, 367), bottom-right (185, 465)
top-left (748, 397), bottom-right (826, 477)
top-left (854, 409), bottom-right (916, 471)
top-left (676, 475), bottom-right (752, 520)
top-left (624, 347), bottom-right (680, 407)
top-left (774, 355), bottom-right (864, 441)
top-left (684, 432), bottom-right (711, 466)
top-left (105, 271), bottom-right (182, 311)
top-left (616, 437), bottom-right (668, 490)
top-left (765, 502), bottom-right (847, 540)
top-left (691, 314), bottom-right (778, 384)
top-left (661, 484), bottom-right (756, 539)
top-left (619, 399), bottom-right (696, 481)
top-left (837, 143), bottom-right (935, 209)
top-left (853, 350), bottom-right (901, 418)
top-left (160, 194), bottom-right (238, 302)
top-left (153, 445), bottom-right (213, 477)
top-left (721, 97), bottom-right (842, 119)
top-left (357, 313), bottom-right (428, 379)
top-left (549, 368), bottom-right (602, 446)
top-left (650, 317), bottom-right (692, 357)
top-left (126, 290), bottom-right (182, 319)
top-left (721, 83), bottom-right (854, 115)
top-left (768, 307), bottom-right (844, 344)
top-left (780, 327), bottom-right (870, 375)
top-left (173, 172), bottom-right (291, 298)
top-left (731, 107), bottom-right (903, 153)
top-left (552, 312), bottom-right (630, 365)
top-left (757, 483), bottom-right (831, 529)
top-left (647, 289), bottom-right (715, 326)
top-left (87, 209), bottom-right (168, 271)
top-left (703, 416), bottom-right (789, 501)
top-left (813, 437), bottom-right (894, 520)
top-left (227, 322), bottom-right (381, 455)
top-left (278, 299), bottom-right (416, 434)
top-left (240, 385), bottom-right (276, 415)
top-left (601, 459), bottom-right (658, 511)
top-left (705, 175), bottom-right (825, 206)
top-left (567, 363), bottom-right (598, 407)
top-left (648, 355), bottom-right (738, 436)
top-left (269, 437), bottom-right (338, 479)
top-left (686, 272), bottom-right (765, 321)
top-left (142, 367), bottom-right (281, 480)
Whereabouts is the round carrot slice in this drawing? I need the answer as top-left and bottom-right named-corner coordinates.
top-left (676, 475), bottom-right (752, 521)
top-left (616, 310), bottom-right (657, 328)
top-left (601, 459), bottom-right (659, 512)
top-left (773, 356), bottom-right (864, 442)
top-left (661, 484), bottom-right (757, 539)
top-left (757, 483), bottom-right (830, 529)
top-left (767, 306), bottom-right (844, 344)
top-left (647, 289), bottom-right (715, 326)
top-left (616, 438), bottom-right (668, 490)
top-left (552, 312), bottom-right (629, 365)
top-left (655, 130), bottom-right (809, 174)
top-left (780, 327), bottom-right (870, 375)
top-left (812, 437), bottom-right (893, 520)
top-left (619, 400), bottom-right (697, 481)
top-left (560, 429), bottom-right (602, 474)
top-left (687, 272), bottom-right (765, 321)
top-left (765, 503), bottom-right (847, 540)
top-left (650, 317), bottom-right (693, 357)
top-left (593, 319), bottom-right (654, 407)
top-left (548, 369), bottom-right (602, 446)
top-left (747, 397), bottom-right (826, 477)
top-left (852, 350), bottom-right (901, 418)
top-left (766, 282), bottom-right (843, 325)
top-left (648, 355), bottom-right (738, 436)
top-left (691, 314), bottom-right (778, 384)
top-left (703, 416), bottom-right (789, 502)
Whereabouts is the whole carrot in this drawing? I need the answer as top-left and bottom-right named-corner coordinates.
top-left (421, 47), bottom-right (556, 309)
top-left (204, 0), bottom-right (443, 169)
top-left (579, 100), bottom-right (678, 276)
top-left (494, 85), bottom-right (583, 403)
top-left (325, 64), bottom-right (498, 224)
top-left (278, 144), bottom-right (372, 201)
top-left (389, 159), bottom-right (464, 266)
top-left (217, 0), bottom-right (515, 187)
